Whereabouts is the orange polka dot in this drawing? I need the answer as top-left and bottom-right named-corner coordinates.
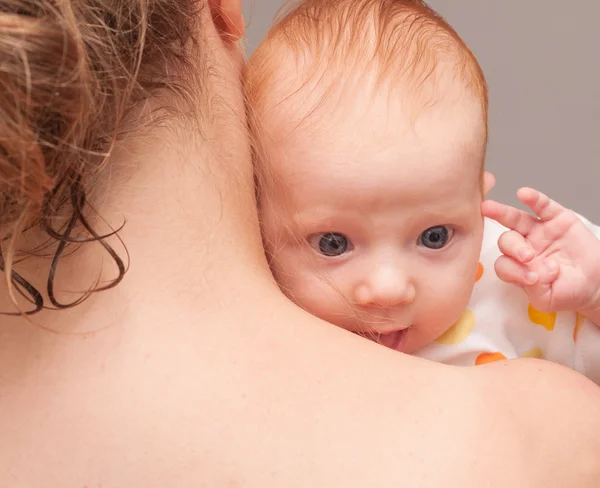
top-left (436, 309), bottom-right (476, 345)
top-left (528, 304), bottom-right (556, 331)
top-left (475, 352), bottom-right (507, 365)
top-left (574, 313), bottom-right (586, 342)
top-left (522, 347), bottom-right (544, 359)
top-left (475, 262), bottom-right (484, 282)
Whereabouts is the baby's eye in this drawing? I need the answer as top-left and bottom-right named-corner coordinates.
top-left (418, 226), bottom-right (454, 250)
top-left (308, 232), bottom-right (353, 257)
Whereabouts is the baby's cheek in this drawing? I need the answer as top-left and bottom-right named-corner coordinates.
top-left (419, 273), bottom-right (472, 334)
top-left (283, 271), bottom-right (350, 324)
top-left (439, 270), bottom-right (473, 311)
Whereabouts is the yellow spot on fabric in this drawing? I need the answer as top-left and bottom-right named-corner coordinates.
top-left (528, 304), bottom-right (556, 331)
top-left (574, 313), bottom-right (585, 342)
top-left (475, 262), bottom-right (484, 282)
top-left (475, 352), bottom-right (507, 365)
top-left (522, 347), bottom-right (544, 359)
top-left (436, 309), bottom-right (475, 345)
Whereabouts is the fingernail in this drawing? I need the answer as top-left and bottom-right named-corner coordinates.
top-left (519, 248), bottom-right (534, 261)
top-left (525, 271), bottom-right (538, 284)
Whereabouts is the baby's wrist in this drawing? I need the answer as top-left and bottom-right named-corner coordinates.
top-left (578, 295), bottom-right (600, 326)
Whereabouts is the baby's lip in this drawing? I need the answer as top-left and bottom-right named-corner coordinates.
top-left (375, 324), bottom-right (411, 335)
top-left (377, 329), bottom-right (409, 352)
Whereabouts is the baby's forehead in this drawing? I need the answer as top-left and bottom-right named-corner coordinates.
top-left (258, 48), bottom-right (477, 144)
top-left (264, 107), bottom-right (485, 208)
top-left (269, 148), bottom-right (483, 223)
top-left (259, 52), bottom-right (486, 162)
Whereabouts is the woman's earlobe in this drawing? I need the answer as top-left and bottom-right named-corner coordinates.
top-left (209, 0), bottom-right (245, 42)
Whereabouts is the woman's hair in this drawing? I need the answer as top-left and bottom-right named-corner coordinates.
top-left (0, 0), bottom-right (198, 314)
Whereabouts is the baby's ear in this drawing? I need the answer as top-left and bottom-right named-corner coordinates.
top-left (483, 171), bottom-right (495, 197)
top-left (209, 0), bottom-right (245, 42)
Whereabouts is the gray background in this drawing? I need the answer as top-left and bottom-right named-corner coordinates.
top-left (243, 0), bottom-right (600, 220)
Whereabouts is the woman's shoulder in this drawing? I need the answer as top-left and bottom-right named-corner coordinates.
top-left (231, 313), bottom-right (600, 487)
top-left (469, 358), bottom-right (600, 486)
top-left (1, 303), bottom-right (598, 487)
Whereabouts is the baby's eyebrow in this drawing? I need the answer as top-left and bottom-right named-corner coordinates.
top-left (417, 201), bottom-right (477, 220)
top-left (293, 206), bottom-right (365, 228)
top-left (294, 209), bottom-right (338, 226)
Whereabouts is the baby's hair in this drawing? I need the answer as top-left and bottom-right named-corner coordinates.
top-left (245, 0), bottom-right (487, 125)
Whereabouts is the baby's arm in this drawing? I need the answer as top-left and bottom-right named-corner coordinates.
top-left (482, 188), bottom-right (600, 325)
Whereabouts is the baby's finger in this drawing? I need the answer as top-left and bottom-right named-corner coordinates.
top-left (530, 259), bottom-right (560, 284)
top-left (494, 255), bottom-right (538, 287)
top-left (481, 200), bottom-right (536, 236)
top-left (522, 261), bottom-right (560, 310)
top-left (517, 188), bottom-right (565, 222)
top-left (498, 230), bottom-right (535, 263)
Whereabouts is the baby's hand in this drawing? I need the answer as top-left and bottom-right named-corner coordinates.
top-left (482, 188), bottom-right (600, 316)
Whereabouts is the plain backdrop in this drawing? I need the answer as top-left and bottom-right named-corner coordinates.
top-left (242, 0), bottom-right (600, 220)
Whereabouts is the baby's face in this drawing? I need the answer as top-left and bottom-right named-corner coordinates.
top-left (259, 77), bottom-right (487, 353)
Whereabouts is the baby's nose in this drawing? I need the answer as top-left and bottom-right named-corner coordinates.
top-left (353, 264), bottom-right (415, 308)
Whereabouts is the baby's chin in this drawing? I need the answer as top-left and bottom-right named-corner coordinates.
top-left (405, 322), bottom-right (458, 353)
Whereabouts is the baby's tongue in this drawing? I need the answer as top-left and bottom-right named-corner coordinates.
top-left (378, 330), bottom-right (407, 352)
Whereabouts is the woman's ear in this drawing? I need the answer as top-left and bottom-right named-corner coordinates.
top-left (483, 171), bottom-right (495, 197)
top-left (209, 0), bottom-right (245, 42)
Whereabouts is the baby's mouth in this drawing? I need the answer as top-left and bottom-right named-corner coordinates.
top-left (377, 329), bottom-right (409, 352)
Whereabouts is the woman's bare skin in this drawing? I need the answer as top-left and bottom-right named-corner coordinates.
top-left (0, 1), bottom-right (598, 486)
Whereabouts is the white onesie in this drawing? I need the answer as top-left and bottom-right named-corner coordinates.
top-left (414, 216), bottom-right (600, 384)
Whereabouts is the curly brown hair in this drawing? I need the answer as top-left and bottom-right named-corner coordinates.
top-left (0, 0), bottom-right (199, 314)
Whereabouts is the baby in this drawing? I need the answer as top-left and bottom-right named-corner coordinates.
top-left (245, 0), bottom-right (600, 381)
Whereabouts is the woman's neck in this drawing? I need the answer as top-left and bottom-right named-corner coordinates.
top-left (0, 55), bottom-right (276, 332)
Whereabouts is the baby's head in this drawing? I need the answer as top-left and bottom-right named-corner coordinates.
top-left (245, 0), bottom-right (489, 353)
